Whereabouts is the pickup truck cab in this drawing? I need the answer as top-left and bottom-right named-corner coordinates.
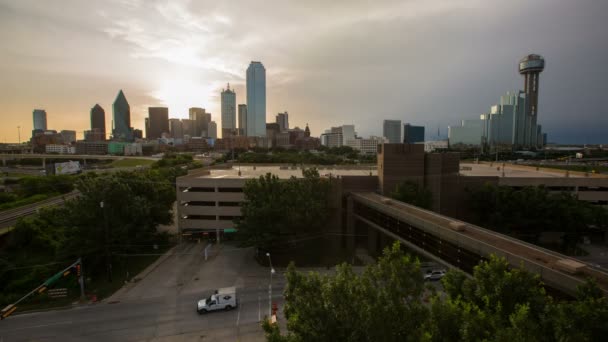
top-left (197, 287), bottom-right (238, 314)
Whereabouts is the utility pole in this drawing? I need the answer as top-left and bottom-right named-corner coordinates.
top-left (266, 253), bottom-right (275, 318)
top-left (78, 257), bottom-right (85, 301)
top-left (17, 126), bottom-right (21, 144)
top-left (100, 201), bottom-right (112, 282)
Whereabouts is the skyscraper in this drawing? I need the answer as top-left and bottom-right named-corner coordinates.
top-left (221, 83), bottom-right (237, 138)
top-left (169, 118), bottom-right (184, 139)
top-left (33, 109), bottom-right (47, 131)
top-left (276, 112), bottom-right (289, 132)
top-left (189, 107), bottom-right (209, 137)
top-left (383, 120), bottom-right (402, 143)
top-left (246, 61), bottom-right (266, 137)
top-left (403, 124), bottom-right (425, 143)
top-left (147, 107), bottom-right (169, 139)
top-left (238, 104), bottom-right (247, 136)
top-left (112, 90), bottom-right (132, 141)
top-left (90, 104), bottom-right (106, 139)
top-left (208, 121), bottom-right (217, 139)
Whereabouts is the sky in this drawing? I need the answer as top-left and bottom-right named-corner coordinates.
top-left (1, 0), bottom-right (607, 144)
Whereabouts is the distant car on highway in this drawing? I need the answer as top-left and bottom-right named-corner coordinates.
top-left (424, 269), bottom-right (446, 281)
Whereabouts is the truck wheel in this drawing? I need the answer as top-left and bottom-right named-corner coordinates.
top-left (225, 305), bottom-right (232, 311)
top-left (198, 309), bottom-right (207, 314)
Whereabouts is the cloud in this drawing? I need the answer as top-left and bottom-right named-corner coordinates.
top-left (0, 0), bottom-right (607, 143)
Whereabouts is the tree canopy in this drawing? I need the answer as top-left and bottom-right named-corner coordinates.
top-left (390, 180), bottom-right (433, 210)
top-left (0, 163), bottom-right (185, 306)
top-left (264, 242), bottom-right (608, 342)
top-left (236, 168), bottom-right (331, 250)
top-left (466, 184), bottom-right (608, 251)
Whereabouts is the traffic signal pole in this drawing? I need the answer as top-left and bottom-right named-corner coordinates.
top-left (1, 258), bottom-right (83, 320)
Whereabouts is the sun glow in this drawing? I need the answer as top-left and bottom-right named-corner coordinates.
top-left (151, 78), bottom-right (222, 119)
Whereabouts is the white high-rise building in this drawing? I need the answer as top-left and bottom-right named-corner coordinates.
top-left (221, 83), bottom-right (236, 138)
top-left (246, 61), bottom-right (266, 137)
top-left (320, 125), bottom-right (356, 148)
top-left (33, 109), bottom-right (47, 131)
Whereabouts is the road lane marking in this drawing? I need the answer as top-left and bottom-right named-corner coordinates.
top-left (258, 294), bottom-right (261, 322)
top-left (4, 320), bottom-right (73, 332)
top-left (236, 303), bottom-right (241, 326)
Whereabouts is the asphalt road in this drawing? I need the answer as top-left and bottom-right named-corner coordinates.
top-left (0, 243), bottom-right (285, 341)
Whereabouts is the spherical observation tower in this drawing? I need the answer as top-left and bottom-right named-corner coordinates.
top-left (518, 54), bottom-right (545, 116)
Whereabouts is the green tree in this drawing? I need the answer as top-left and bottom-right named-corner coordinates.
top-left (263, 242), bottom-right (427, 342)
top-left (391, 180), bottom-right (433, 210)
top-left (237, 168), bottom-right (330, 249)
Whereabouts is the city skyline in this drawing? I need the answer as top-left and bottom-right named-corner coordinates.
top-left (1, 0), bottom-right (607, 143)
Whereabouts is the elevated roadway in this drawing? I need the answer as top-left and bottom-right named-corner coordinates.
top-left (349, 192), bottom-right (608, 297)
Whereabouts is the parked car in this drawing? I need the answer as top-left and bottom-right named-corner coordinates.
top-left (197, 287), bottom-right (238, 314)
top-left (424, 269), bottom-right (446, 281)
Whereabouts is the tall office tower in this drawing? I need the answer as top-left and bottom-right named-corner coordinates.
top-left (276, 112), bottom-right (289, 132)
top-left (403, 123), bottom-right (425, 143)
top-left (147, 107), bottom-right (169, 139)
top-left (33, 109), bottom-right (47, 131)
top-left (181, 119), bottom-right (196, 137)
top-left (518, 54), bottom-right (545, 147)
top-left (238, 104), bottom-right (247, 136)
top-left (112, 90), bottom-right (132, 141)
top-left (208, 121), bottom-right (217, 139)
top-left (90, 104), bottom-right (106, 140)
top-left (383, 120), bottom-right (402, 143)
top-left (189, 107), bottom-right (207, 137)
top-left (169, 118), bottom-right (184, 139)
top-left (221, 83), bottom-right (237, 138)
top-left (246, 61), bottom-right (266, 137)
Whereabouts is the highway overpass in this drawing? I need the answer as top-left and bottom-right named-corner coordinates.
top-left (348, 192), bottom-right (608, 297)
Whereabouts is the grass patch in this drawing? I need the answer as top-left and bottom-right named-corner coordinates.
top-left (109, 158), bottom-right (155, 168)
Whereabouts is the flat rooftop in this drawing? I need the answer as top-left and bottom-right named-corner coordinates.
top-left (186, 165), bottom-right (377, 180)
top-left (459, 162), bottom-right (605, 178)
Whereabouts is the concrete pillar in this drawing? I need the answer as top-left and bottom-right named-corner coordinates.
top-left (346, 196), bottom-right (355, 253)
top-left (216, 228), bottom-right (221, 245)
top-left (42, 157), bottom-right (46, 169)
top-left (367, 227), bottom-right (378, 257)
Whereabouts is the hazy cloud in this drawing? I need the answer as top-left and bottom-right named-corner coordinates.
top-left (0, 0), bottom-right (606, 143)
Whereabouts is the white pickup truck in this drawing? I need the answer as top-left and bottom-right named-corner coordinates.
top-left (197, 287), bottom-right (238, 314)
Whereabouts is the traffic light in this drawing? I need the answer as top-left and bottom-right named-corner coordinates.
top-left (76, 264), bottom-right (81, 277)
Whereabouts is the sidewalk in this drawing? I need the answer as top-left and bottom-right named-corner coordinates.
top-left (104, 245), bottom-right (178, 303)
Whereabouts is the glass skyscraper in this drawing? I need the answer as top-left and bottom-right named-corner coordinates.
top-left (33, 109), bottom-right (47, 131)
top-left (112, 90), bottom-right (132, 141)
top-left (221, 83), bottom-right (237, 138)
top-left (246, 61), bottom-right (266, 137)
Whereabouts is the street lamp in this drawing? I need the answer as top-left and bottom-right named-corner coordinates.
top-left (266, 252), bottom-right (275, 317)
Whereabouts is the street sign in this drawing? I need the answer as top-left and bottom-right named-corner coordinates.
top-left (48, 288), bottom-right (68, 298)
